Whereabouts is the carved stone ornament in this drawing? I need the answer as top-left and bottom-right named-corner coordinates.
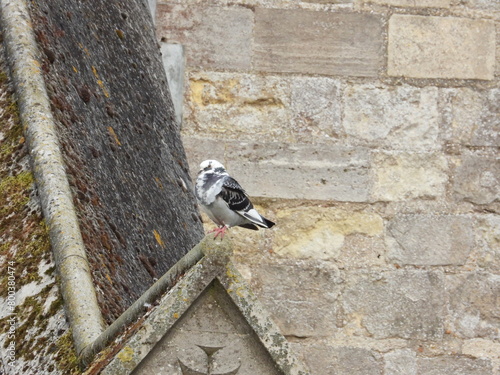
top-left (97, 238), bottom-right (309, 375)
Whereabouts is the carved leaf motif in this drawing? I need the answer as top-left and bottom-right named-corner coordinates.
top-left (178, 345), bottom-right (241, 375)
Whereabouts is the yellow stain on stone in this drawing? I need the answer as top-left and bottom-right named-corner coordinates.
top-left (107, 126), bottom-right (121, 146)
top-left (274, 207), bottom-right (384, 260)
top-left (78, 43), bottom-right (91, 57)
top-left (153, 229), bottom-right (166, 248)
top-left (117, 346), bottom-right (134, 362)
top-left (190, 78), bottom-right (238, 107)
top-left (225, 264), bottom-right (240, 284)
top-left (234, 286), bottom-right (245, 299)
top-left (154, 177), bottom-right (164, 189)
top-left (277, 207), bottom-right (383, 237)
top-left (97, 79), bottom-right (110, 97)
top-left (28, 64), bottom-right (41, 76)
top-left (92, 66), bottom-right (110, 98)
top-left (173, 312), bottom-right (179, 319)
top-left (277, 224), bottom-right (345, 260)
top-left (72, 66), bottom-right (78, 73)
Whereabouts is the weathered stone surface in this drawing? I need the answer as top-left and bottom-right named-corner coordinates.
top-left (183, 72), bottom-right (346, 144)
top-left (372, 152), bottom-right (448, 201)
top-left (161, 43), bottom-right (184, 127)
top-left (386, 214), bottom-right (474, 266)
top-left (453, 154), bottom-right (500, 205)
top-left (336, 234), bottom-right (387, 269)
top-left (442, 88), bottom-right (500, 147)
top-left (134, 284), bottom-right (283, 375)
top-left (28, 0), bottom-right (204, 323)
top-left (273, 206), bottom-right (383, 260)
top-left (183, 137), bottom-right (372, 202)
top-left (365, 0), bottom-right (450, 6)
top-left (156, 4), bottom-right (252, 70)
top-left (462, 0), bottom-right (500, 11)
top-left (343, 84), bottom-right (439, 150)
top-left (254, 9), bottom-right (383, 76)
top-left (290, 76), bottom-right (342, 142)
top-left (251, 261), bottom-right (342, 336)
top-left (183, 72), bottom-right (292, 141)
top-left (417, 356), bottom-right (492, 375)
top-left (447, 272), bottom-right (500, 339)
top-left (475, 215), bottom-right (500, 273)
top-left (298, 344), bottom-right (382, 375)
top-left (384, 349), bottom-right (417, 375)
top-left (462, 338), bottom-right (500, 363)
top-left (343, 270), bottom-right (445, 339)
top-left (303, 0), bottom-right (353, 3)
top-left (99, 241), bottom-right (309, 375)
top-left (388, 15), bottom-right (495, 80)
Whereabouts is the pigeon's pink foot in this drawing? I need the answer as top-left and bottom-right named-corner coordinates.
top-left (208, 225), bottom-right (229, 240)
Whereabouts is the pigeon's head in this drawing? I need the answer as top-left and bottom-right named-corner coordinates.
top-left (198, 159), bottom-right (226, 174)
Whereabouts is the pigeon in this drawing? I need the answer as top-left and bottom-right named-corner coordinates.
top-left (195, 160), bottom-right (275, 239)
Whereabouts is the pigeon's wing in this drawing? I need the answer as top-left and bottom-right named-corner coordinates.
top-left (221, 176), bottom-right (270, 228)
top-left (220, 176), bottom-right (253, 212)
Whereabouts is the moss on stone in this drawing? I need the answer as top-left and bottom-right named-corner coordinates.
top-left (0, 43), bottom-right (78, 373)
top-left (0, 69), bottom-right (52, 291)
top-left (0, 168), bottom-right (52, 291)
top-left (55, 331), bottom-right (81, 375)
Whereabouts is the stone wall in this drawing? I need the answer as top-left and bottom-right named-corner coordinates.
top-left (156, 1), bottom-right (499, 374)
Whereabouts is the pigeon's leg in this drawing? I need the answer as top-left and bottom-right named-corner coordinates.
top-left (208, 225), bottom-right (229, 239)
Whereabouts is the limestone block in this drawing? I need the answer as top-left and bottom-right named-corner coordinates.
top-left (298, 344), bottom-right (382, 375)
top-left (453, 154), bottom-right (499, 205)
top-left (388, 15), bottom-right (495, 80)
top-left (384, 349), bottom-right (417, 375)
top-left (417, 356), bottom-right (492, 375)
top-left (250, 261), bottom-right (342, 337)
top-left (273, 206), bottom-right (383, 260)
top-left (336, 234), bottom-right (387, 269)
top-left (343, 84), bottom-right (439, 150)
top-left (342, 270), bottom-right (445, 339)
top-left (386, 214), bottom-right (474, 266)
top-left (462, 338), bottom-right (500, 362)
top-left (183, 137), bottom-right (373, 202)
top-left (254, 9), bottom-right (383, 77)
top-left (303, 0), bottom-right (353, 3)
top-left (447, 272), bottom-right (500, 339)
top-left (156, 4), bottom-right (252, 70)
top-left (462, 0), bottom-right (500, 11)
top-left (290, 76), bottom-right (342, 141)
top-left (364, 0), bottom-right (450, 6)
top-left (184, 72), bottom-right (345, 143)
top-left (183, 72), bottom-right (292, 141)
top-left (372, 152), bottom-right (448, 201)
top-left (475, 215), bottom-right (500, 273)
top-left (442, 88), bottom-right (500, 147)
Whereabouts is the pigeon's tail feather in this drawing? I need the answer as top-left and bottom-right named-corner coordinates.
top-left (262, 217), bottom-right (275, 228)
top-left (239, 223), bottom-right (259, 231)
top-left (242, 209), bottom-right (275, 229)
